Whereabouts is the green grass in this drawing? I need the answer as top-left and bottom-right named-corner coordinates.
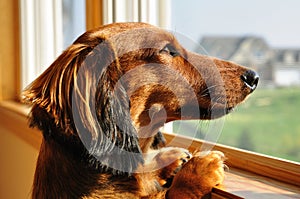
top-left (219, 87), bottom-right (300, 162)
top-left (174, 88), bottom-right (300, 162)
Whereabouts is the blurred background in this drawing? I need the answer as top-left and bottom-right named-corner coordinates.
top-left (170, 0), bottom-right (300, 162)
top-left (170, 0), bottom-right (300, 163)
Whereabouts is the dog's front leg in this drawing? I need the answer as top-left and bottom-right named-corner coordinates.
top-left (167, 151), bottom-right (225, 199)
top-left (135, 147), bottom-right (191, 197)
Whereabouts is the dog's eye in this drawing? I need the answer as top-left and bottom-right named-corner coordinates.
top-left (160, 44), bottom-right (179, 57)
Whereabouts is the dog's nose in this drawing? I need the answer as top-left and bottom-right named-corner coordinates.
top-left (241, 70), bottom-right (259, 92)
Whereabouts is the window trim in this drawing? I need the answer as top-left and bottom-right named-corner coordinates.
top-left (86, 0), bottom-right (103, 30)
top-left (0, 0), bottom-right (20, 101)
top-left (0, 0), bottom-right (299, 198)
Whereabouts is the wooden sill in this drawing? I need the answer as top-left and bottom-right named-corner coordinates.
top-left (0, 100), bottom-right (299, 198)
top-left (0, 101), bottom-right (42, 150)
top-left (163, 133), bottom-right (300, 198)
top-left (213, 168), bottom-right (300, 199)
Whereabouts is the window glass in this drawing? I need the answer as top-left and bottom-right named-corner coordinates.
top-left (170, 0), bottom-right (300, 162)
top-left (20, 0), bottom-right (86, 89)
top-left (62, 0), bottom-right (86, 48)
top-left (20, 0), bottom-right (300, 162)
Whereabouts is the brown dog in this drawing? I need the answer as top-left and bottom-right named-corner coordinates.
top-left (22, 22), bottom-right (258, 198)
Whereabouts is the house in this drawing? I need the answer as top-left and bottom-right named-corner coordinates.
top-left (273, 49), bottom-right (300, 87)
top-left (199, 36), bottom-right (273, 86)
top-left (199, 36), bottom-right (300, 87)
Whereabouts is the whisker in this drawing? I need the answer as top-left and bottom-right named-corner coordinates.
top-left (199, 84), bottom-right (224, 97)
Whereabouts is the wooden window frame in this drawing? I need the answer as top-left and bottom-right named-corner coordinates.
top-left (0, 0), bottom-right (21, 101)
top-left (0, 0), bottom-right (299, 198)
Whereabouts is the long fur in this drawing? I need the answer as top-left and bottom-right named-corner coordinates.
top-left (24, 30), bottom-right (142, 174)
top-left (22, 22), bottom-right (258, 198)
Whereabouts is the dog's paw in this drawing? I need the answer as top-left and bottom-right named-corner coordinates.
top-left (154, 147), bottom-right (192, 187)
top-left (167, 151), bottom-right (225, 199)
top-left (193, 151), bottom-right (225, 187)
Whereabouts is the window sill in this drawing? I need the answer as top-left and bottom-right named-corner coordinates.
top-left (0, 100), bottom-right (299, 198)
top-left (212, 168), bottom-right (300, 199)
top-left (163, 133), bottom-right (300, 198)
top-left (0, 100), bottom-right (42, 150)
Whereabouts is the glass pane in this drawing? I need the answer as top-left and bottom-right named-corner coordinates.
top-left (170, 0), bottom-right (300, 162)
top-left (63, 0), bottom-right (86, 48)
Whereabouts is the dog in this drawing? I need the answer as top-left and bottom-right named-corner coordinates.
top-left (22, 22), bottom-right (258, 198)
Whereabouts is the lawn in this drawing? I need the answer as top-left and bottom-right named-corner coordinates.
top-left (219, 87), bottom-right (300, 162)
top-left (173, 87), bottom-right (300, 162)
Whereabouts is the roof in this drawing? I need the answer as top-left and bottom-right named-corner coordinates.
top-left (199, 36), bottom-right (245, 59)
top-left (199, 36), bottom-right (267, 60)
top-left (273, 49), bottom-right (300, 63)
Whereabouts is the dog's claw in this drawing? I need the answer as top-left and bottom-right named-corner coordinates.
top-left (181, 151), bottom-right (192, 164)
top-left (180, 158), bottom-right (188, 163)
top-left (186, 151), bottom-right (192, 159)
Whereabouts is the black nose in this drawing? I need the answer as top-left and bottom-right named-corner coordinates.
top-left (241, 70), bottom-right (259, 92)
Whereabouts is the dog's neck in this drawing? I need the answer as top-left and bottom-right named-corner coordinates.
top-left (32, 138), bottom-right (100, 198)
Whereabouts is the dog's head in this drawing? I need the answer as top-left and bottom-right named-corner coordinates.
top-left (22, 22), bottom-right (258, 173)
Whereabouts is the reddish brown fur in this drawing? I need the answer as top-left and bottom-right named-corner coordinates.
top-left (22, 22), bottom-right (258, 198)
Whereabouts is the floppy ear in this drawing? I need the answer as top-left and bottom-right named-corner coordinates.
top-left (72, 38), bottom-right (143, 173)
top-left (22, 32), bottom-right (143, 174)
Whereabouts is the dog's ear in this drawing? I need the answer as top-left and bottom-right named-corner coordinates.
top-left (72, 38), bottom-right (143, 173)
top-left (22, 32), bottom-right (143, 174)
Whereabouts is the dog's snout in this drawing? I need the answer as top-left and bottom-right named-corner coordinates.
top-left (241, 70), bottom-right (259, 92)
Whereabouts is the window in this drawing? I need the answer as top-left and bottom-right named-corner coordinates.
top-left (20, 0), bottom-right (85, 89)
top-left (62, 0), bottom-right (86, 48)
top-left (19, 0), bottom-right (300, 163)
top-left (102, 0), bottom-right (171, 28)
top-left (170, 0), bottom-right (300, 163)
top-left (20, 0), bottom-right (173, 90)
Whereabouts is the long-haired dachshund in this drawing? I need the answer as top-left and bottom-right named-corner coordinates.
top-left (22, 22), bottom-right (258, 199)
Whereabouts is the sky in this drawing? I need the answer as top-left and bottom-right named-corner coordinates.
top-left (171, 0), bottom-right (300, 48)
